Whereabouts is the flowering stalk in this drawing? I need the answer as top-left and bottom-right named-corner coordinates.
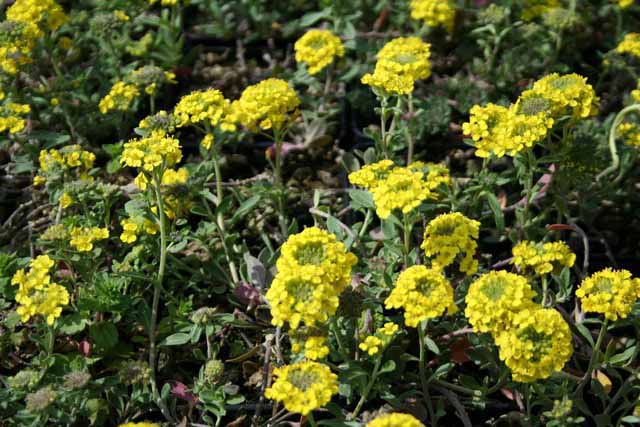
top-left (418, 320), bottom-right (437, 427)
top-left (578, 319), bottom-right (609, 392)
top-left (404, 94), bottom-right (415, 164)
top-left (272, 126), bottom-right (288, 239)
top-left (350, 354), bottom-right (383, 419)
top-left (596, 104), bottom-right (640, 182)
top-left (402, 213), bottom-right (412, 267)
top-left (149, 172), bottom-right (172, 421)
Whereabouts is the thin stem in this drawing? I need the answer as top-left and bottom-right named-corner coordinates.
top-left (405, 93), bottom-right (415, 165)
top-left (307, 412), bottom-right (318, 427)
top-left (272, 127), bottom-right (288, 239)
top-left (47, 323), bottom-right (55, 355)
top-left (418, 321), bottom-right (437, 427)
top-left (596, 104), bottom-right (640, 182)
top-left (149, 173), bottom-right (172, 421)
top-left (578, 319), bottom-right (609, 393)
top-left (350, 356), bottom-right (383, 419)
top-left (358, 209), bottom-right (372, 239)
top-left (402, 213), bottom-right (412, 267)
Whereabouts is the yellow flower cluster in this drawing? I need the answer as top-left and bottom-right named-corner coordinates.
top-left (149, 0), bottom-right (178, 6)
top-left (265, 361), bottom-right (338, 415)
top-left (576, 269), bottom-right (640, 321)
top-left (0, 20), bottom-right (38, 74)
top-left (294, 29), bottom-right (344, 75)
top-left (367, 413), bottom-right (424, 427)
top-left (267, 227), bottom-right (357, 328)
top-left (359, 322), bottom-right (399, 355)
top-left (511, 240), bottom-right (576, 276)
top-left (99, 82), bottom-right (140, 114)
top-left (69, 227), bottom-right (109, 252)
top-left (173, 89), bottom-right (236, 131)
top-left (138, 110), bottom-right (176, 135)
top-left (120, 216), bottom-right (159, 243)
top-left (126, 65), bottom-right (176, 96)
top-left (118, 423), bottom-right (159, 427)
top-left (0, 99), bottom-right (30, 134)
top-left (409, 0), bottom-right (456, 33)
top-left (121, 131), bottom-right (182, 172)
top-left (521, 0), bottom-right (561, 21)
top-left (11, 255), bottom-right (69, 325)
top-left (362, 37), bottom-right (431, 95)
top-left (7, 0), bottom-right (67, 35)
top-left (59, 192), bottom-right (72, 208)
top-left (465, 271), bottom-right (573, 381)
top-left (465, 271), bottom-right (537, 335)
top-left (494, 308), bottom-right (573, 382)
top-left (618, 123), bottom-right (640, 147)
top-left (632, 81), bottom-right (640, 102)
top-left (35, 145), bottom-right (96, 184)
top-left (385, 266), bottom-right (456, 327)
top-left (616, 33), bottom-right (640, 58)
top-left (349, 161), bottom-right (450, 219)
top-left (421, 212), bottom-right (480, 275)
top-left (611, 0), bottom-right (634, 8)
top-left (301, 336), bottom-right (330, 361)
top-left (463, 73), bottom-right (596, 158)
top-left (231, 78), bottom-right (300, 131)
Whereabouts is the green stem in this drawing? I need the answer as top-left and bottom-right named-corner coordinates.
top-left (418, 321), bottom-right (437, 427)
top-left (402, 213), bottom-right (412, 267)
top-left (307, 412), bottom-right (318, 427)
top-left (578, 319), bottom-right (609, 393)
top-left (273, 128), bottom-right (288, 239)
top-left (47, 323), bottom-right (55, 355)
top-left (350, 356), bottom-right (383, 419)
top-left (405, 93), bottom-right (415, 165)
top-left (358, 209), bottom-right (372, 239)
top-left (149, 173), bottom-right (172, 421)
top-left (596, 104), bottom-right (640, 182)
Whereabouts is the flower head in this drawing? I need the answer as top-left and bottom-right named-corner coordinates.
top-left (521, 0), bottom-right (561, 21)
top-left (421, 212), bottom-right (480, 275)
top-left (231, 78), bottom-right (299, 131)
top-left (410, 0), bottom-right (456, 32)
top-left (617, 33), bottom-right (640, 58)
top-left (69, 227), bottom-right (109, 252)
top-left (512, 240), bottom-right (576, 276)
top-left (348, 160), bottom-right (395, 191)
top-left (294, 29), bottom-right (344, 75)
top-left (495, 308), bottom-right (573, 382)
top-left (265, 361), bottom-right (338, 415)
top-left (367, 413), bottom-right (424, 427)
top-left (528, 73), bottom-right (598, 119)
top-left (173, 89), bottom-right (235, 130)
top-left (0, 20), bottom-right (38, 74)
top-left (385, 265), bottom-right (457, 327)
top-left (576, 269), bottom-right (640, 321)
top-left (99, 81), bottom-right (139, 114)
top-left (465, 271), bottom-right (537, 335)
top-left (126, 65), bottom-right (176, 96)
top-left (7, 0), bottom-right (67, 35)
top-left (121, 131), bottom-right (182, 172)
top-left (618, 122), bottom-right (640, 147)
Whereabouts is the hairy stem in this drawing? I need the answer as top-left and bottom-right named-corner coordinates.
top-left (418, 321), bottom-right (437, 427)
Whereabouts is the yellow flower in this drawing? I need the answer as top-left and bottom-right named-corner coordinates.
top-left (118, 423), bottom-right (160, 427)
top-left (631, 81), bottom-right (640, 102)
top-left (231, 78), bottom-right (300, 131)
top-left (362, 37), bottom-right (431, 95)
top-left (348, 160), bottom-right (395, 191)
top-left (121, 130), bottom-right (182, 172)
top-left (521, 0), bottom-right (561, 21)
top-left (359, 335), bottom-right (383, 355)
top-left (148, 0), bottom-right (178, 6)
top-left (7, 0), bottom-right (67, 34)
top-left (367, 413), bottom-right (424, 427)
top-left (173, 89), bottom-right (235, 130)
top-left (139, 110), bottom-right (176, 135)
top-left (161, 167), bottom-right (188, 186)
top-left (265, 361), bottom-right (338, 415)
top-left (69, 227), bottom-right (109, 252)
top-left (302, 336), bottom-right (330, 360)
top-left (11, 255), bottom-right (68, 325)
top-left (465, 271), bottom-right (537, 335)
top-left (294, 29), bottom-right (344, 75)
top-left (495, 308), bottom-right (573, 382)
top-left (59, 192), bottom-right (73, 209)
top-left (201, 133), bottom-right (214, 150)
top-left (33, 175), bottom-right (46, 186)
top-left (379, 322), bottom-right (399, 336)
top-left (511, 240), bottom-right (576, 276)
top-left (528, 73), bottom-right (598, 119)
top-left (276, 227), bottom-right (357, 292)
top-left (618, 123), bottom-right (640, 147)
top-left (611, 0), bottom-right (634, 8)
top-left (99, 82), bottom-right (139, 114)
top-left (576, 269), bottom-right (640, 321)
top-left (266, 265), bottom-right (341, 329)
top-left (421, 212), bottom-right (480, 275)
top-left (410, 0), bottom-right (456, 32)
top-left (127, 65), bottom-right (177, 97)
top-left (0, 101), bottom-right (31, 134)
top-left (114, 10), bottom-right (130, 22)
top-left (617, 33), bottom-right (640, 58)
top-left (0, 20), bottom-right (38, 75)
top-left (385, 265), bottom-right (456, 328)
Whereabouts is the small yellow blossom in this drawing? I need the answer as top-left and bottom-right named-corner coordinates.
top-left (114, 10), bottom-right (130, 22)
top-left (495, 308), bottom-right (573, 382)
top-left (617, 33), bottom-right (640, 58)
top-left (611, 0), bottom-right (634, 8)
top-left (367, 413), bottom-right (424, 427)
top-left (521, 0), bottom-right (561, 21)
top-left (385, 265), bottom-right (457, 327)
top-left (118, 423), bottom-right (160, 427)
top-left (173, 89), bottom-right (235, 130)
top-left (231, 78), bottom-right (300, 131)
top-left (59, 192), bottom-right (73, 209)
top-left (576, 269), bottom-right (640, 321)
top-left (265, 361), bottom-right (338, 415)
top-left (99, 82), bottom-right (139, 114)
top-left (421, 212), bottom-right (480, 275)
top-left (348, 160), bottom-right (395, 191)
top-left (465, 271), bottom-right (537, 335)
top-left (359, 335), bottom-right (383, 356)
top-left (512, 240), bottom-right (576, 276)
top-left (303, 336), bottom-right (330, 360)
top-left (618, 122), bottom-right (640, 147)
top-left (7, 0), bottom-right (67, 34)
top-left (294, 29), bottom-right (344, 75)
top-left (0, 101), bottom-right (31, 134)
top-left (69, 227), bottom-right (109, 252)
top-left (410, 0), bottom-right (456, 32)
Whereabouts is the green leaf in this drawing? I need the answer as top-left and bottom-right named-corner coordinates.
top-left (89, 322), bottom-right (119, 351)
top-left (575, 323), bottom-right (595, 347)
top-left (484, 192), bottom-right (504, 232)
top-left (161, 332), bottom-right (191, 346)
top-left (425, 337), bottom-right (440, 355)
top-left (379, 359), bottom-right (396, 374)
top-left (348, 189), bottom-right (374, 210)
top-left (231, 195), bottom-right (261, 224)
top-left (299, 9), bottom-right (331, 27)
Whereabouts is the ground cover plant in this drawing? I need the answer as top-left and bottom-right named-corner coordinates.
top-left (1, 0), bottom-right (640, 426)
